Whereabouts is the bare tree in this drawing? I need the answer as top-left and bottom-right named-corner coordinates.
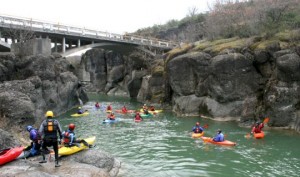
top-left (2, 23), bottom-right (35, 56)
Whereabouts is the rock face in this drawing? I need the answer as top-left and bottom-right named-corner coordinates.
top-left (79, 49), bottom-right (150, 97)
top-left (0, 53), bottom-right (88, 144)
top-left (0, 149), bottom-right (121, 177)
top-left (167, 48), bottom-right (300, 131)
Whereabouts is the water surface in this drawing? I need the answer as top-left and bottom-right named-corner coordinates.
top-left (58, 94), bottom-right (300, 177)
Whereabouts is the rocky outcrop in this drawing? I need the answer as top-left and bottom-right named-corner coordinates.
top-left (0, 149), bottom-right (121, 177)
top-left (166, 46), bottom-right (300, 131)
top-left (0, 53), bottom-right (88, 139)
top-left (79, 49), bottom-right (150, 97)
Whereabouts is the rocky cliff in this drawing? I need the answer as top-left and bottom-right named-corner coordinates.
top-left (0, 52), bottom-right (88, 147)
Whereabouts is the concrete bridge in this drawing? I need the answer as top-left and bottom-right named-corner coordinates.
top-left (0, 14), bottom-right (178, 56)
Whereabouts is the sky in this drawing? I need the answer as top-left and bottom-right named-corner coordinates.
top-left (0, 0), bottom-right (213, 34)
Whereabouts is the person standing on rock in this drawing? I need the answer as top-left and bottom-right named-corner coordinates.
top-left (38, 110), bottom-right (63, 167)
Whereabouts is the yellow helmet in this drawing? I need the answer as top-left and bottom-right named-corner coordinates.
top-left (78, 107), bottom-right (82, 109)
top-left (45, 111), bottom-right (54, 118)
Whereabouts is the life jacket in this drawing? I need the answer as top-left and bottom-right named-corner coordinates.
top-left (43, 119), bottom-right (58, 139)
top-left (63, 131), bottom-right (71, 144)
top-left (135, 114), bottom-right (141, 120)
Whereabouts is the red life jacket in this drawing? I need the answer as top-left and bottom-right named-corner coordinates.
top-left (63, 131), bottom-right (71, 143)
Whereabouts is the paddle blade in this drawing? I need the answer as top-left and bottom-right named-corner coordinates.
top-left (245, 133), bottom-right (251, 139)
top-left (203, 124), bottom-right (209, 129)
top-left (263, 117), bottom-right (270, 124)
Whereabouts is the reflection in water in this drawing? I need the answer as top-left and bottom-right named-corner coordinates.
top-left (58, 94), bottom-right (300, 177)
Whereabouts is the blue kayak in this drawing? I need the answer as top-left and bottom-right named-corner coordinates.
top-left (102, 118), bottom-right (120, 124)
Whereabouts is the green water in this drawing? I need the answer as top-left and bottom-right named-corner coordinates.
top-left (58, 94), bottom-right (300, 177)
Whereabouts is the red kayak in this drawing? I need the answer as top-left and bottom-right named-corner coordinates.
top-left (253, 131), bottom-right (265, 139)
top-left (201, 137), bottom-right (236, 146)
top-left (134, 119), bottom-right (142, 122)
top-left (115, 110), bottom-right (135, 114)
top-left (0, 146), bottom-right (24, 165)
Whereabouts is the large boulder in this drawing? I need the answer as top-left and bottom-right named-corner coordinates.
top-left (167, 52), bottom-right (211, 96)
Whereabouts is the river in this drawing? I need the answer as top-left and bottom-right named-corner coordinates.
top-left (58, 94), bottom-right (300, 177)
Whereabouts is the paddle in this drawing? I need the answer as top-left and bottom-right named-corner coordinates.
top-left (203, 124), bottom-right (209, 129)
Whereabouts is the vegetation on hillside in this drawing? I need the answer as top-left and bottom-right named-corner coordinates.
top-left (135, 0), bottom-right (300, 42)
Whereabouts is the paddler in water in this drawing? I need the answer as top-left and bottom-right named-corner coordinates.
top-left (107, 112), bottom-right (116, 120)
top-left (213, 129), bottom-right (224, 142)
top-left (122, 105), bottom-right (128, 113)
top-left (134, 112), bottom-right (142, 121)
top-left (251, 121), bottom-right (264, 134)
top-left (192, 122), bottom-right (204, 133)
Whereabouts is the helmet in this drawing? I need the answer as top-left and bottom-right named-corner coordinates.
top-left (69, 123), bottom-right (75, 131)
top-left (78, 107), bottom-right (82, 109)
top-left (256, 121), bottom-right (260, 125)
top-left (196, 122), bottom-right (200, 126)
top-left (217, 129), bottom-right (222, 133)
top-left (45, 111), bottom-right (54, 118)
top-left (26, 125), bottom-right (33, 132)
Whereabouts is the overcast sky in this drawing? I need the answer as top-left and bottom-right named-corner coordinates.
top-left (0, 0), bottom-right (213, 34)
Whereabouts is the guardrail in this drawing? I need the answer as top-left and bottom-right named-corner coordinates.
top-left (0, 14), bottom-right (178, 49)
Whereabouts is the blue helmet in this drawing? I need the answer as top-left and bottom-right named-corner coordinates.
top-left (26, 125), bottom-right (33, 132)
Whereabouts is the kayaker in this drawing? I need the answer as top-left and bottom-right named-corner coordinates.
top-left (192, 122), bottom-right (204, 133)
top-left (107, 103), bottom-right (112, 112)
top-left (62, 123), bottom-right (91, 148)
top-left (142, 104), bottom-right (148, 110)
top-left (251, 121), bottom-right (264, 134)
top-left (149, 105), bottom-right (155, 111)
top-left (23, 125), bottom-right (42, 158)
top-left (77, 107), bottom-right (84, 114)
top-left (107, 112), bottom-right (116, 120)
top-left (134, 112), bottom-right (142, 121)
top-left (122, 105), bottom-right (128, 113)
top-left (38, 110), bottom-right (63, 167)
top-left (213, 129), bottom-right (224, 142)
top-left (95, 102), bottom-right (100, 109)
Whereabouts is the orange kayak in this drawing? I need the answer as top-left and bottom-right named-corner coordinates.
top-left (253, 131), bottom-right (265, 139)
top-left (115, 110), bottom-right (135, 114)
top-left (201, 137), bottom-right (236, 146)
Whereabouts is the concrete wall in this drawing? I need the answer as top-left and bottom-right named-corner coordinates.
top-left (11, 38), bottom-right (51, 56)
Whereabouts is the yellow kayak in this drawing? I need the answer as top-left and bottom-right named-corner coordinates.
top-left (58, 136), bottom-right (96, 156)
top-left (192, 132), bottom-right (204, 138)
top-left (71, 111), bottom-right (89, 117)
top-left (139, 109), bottom-right (163, 114)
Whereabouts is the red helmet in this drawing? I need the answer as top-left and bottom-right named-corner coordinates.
top-left (69, 123), bottom-right (75, 130)
top-left (196, 122), bottom-right (200, 126)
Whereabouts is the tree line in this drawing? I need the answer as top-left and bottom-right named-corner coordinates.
top-left (135, 0), bottom-right (300, 42)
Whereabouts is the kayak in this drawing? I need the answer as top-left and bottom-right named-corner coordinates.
top-left (140, 113), bottom-right (152, 118)
top-left (253, 131), bottom-right (265, 139)
top-left (134, 119), bottom-right (142, 122)
top-left (201, 137), bottom-right (236, 146)
top-left (58, 136), bottom-right (96, 156)
top-left (71, 111), bottom-right (89, 117)
top-left (139, 109), bottom-right (163, 114)
top-left (0, 146), bottom-right (24, 165)
top-left (192, 132), bottom-right (204, 138)
top-left (115, 110), bottom-right (135, 114)
top-left (103, 118), bottom-right (120, 124)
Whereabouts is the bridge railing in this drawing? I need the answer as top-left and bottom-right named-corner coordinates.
top-left (0, 14), bottom-right (178, 49)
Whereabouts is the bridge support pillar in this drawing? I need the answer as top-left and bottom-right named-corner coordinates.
top-left (77, 39), bottom-right (81, 47)
top-left (62, 37), bottom-right (66, 53)
top-left (54, 41), bottom-right (58, 52)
